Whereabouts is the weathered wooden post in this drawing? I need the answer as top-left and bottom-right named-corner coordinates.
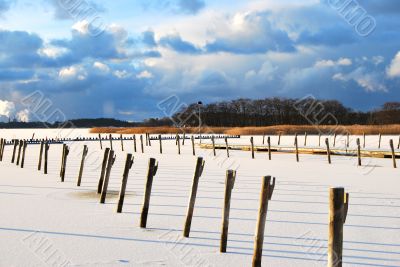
top-left (16, 140), bottom-right (23, 165)
top-left (252, 176), bottom-right (276, 267)
top-left (250, 137), bottom-right (255, 159)
top-left (60, 144), bottom-right (69, 182)
top-left (191, 136), bottom-right (196, 156)
top-left (116, 154), bottom-right (134, 213)
top-left (100, 150), bottom-right (116, 203)
top-left (182, 133), bottom-right (186, 145)
top-left (77, 145), bottom-right (89, 186)
top-left (357, 138), bottom-right (361, 166)
top-left (44, 142), bottom-right (49, 174)
top-left (211, 135), bottom-right (216, 156)
top-left (158, 134), bottom-right (163, 154)
top-left (278, 132), bottom-right (281, 146)
top-left (140, 158), bottom-right (159, 228)
top-left (262, 133), bottom-right (265, 145)
top-left (304, 132), bottom-right (307, 146)
top-left (1, 139), bottom-right (5, 160)
top-left (378, 133), bottom-right (382, 149)
top-left (333, 133), bottom-right (337, 147)
top-left (398, 135), bottom-right (400, 149)
top-left (177, 134), bottom-right (181, 155)
top-left (11, 139), bottom-right (18, 163)
top-left (328, 188), bottom-right (349, 267)
top-left (0, 139), bottom-right (3, 161)
top-left (347, 133), bottom-right (349, 148)
top-left (225, 137), bottom-right (229, 158)
top-left (98, 134), bottom-right (103, 150)
top-left (38, 141), bottom-right (44, 170)
top-left (148, 133), bottom-right (152, 146)
top-left (21, 141), bottom-right (27, 168)
top-left (133, 134), bottom-right (137, 152)
top-left (140, 135), bottom-right (144, 153)
top-left (109, 134), bottom-right (113, 150)
top-left (267, 136), bottom-right (271, 160)
top-left (318, 133), bottom-right (321, 147)
top-left (183, 157), bottom-right (205, 237)
top-left (326, 138), bottom-right (331, 164)
top-left (295, 135), bottom-right (299, 162)
top-left (120, 134), bottom-right (124, 151)
top-left (97, 148), bottom-right (110, 193)
top-left (389, 139), bottom-right (397, 169)
top-left (363, 133), bottom-right (366, 148)
top-left (220, 170), bottom-right (236, 253)
top-left (294, 133), bottom-right (297, 146)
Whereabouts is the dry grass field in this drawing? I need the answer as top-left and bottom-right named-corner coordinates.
top-left (90, 124), bottom-right (400, 135)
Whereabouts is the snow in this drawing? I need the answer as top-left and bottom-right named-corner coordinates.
top-left (0, 128), bottom-right (399, 266)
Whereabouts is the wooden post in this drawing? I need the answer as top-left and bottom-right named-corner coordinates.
top-left (295, 135), bottom-right (299, 162)
top-left (120, 134), bottom-right (124, 151)
top-left (333, 133), bottom-right (337, 147)
top-left (183, 157), bottom-right (205, 237)
top-left (140, 158), bottom-right (159, 228)
top-left (140, 135), bottom-right (144, 153)
top-left (328, 188), bottom-right (349, 267)
top-left (99, 134), bottom-right (103, 150)
top-left (158, 134), bottom-right (163, 154)
top-left (294, 133), bottom-right (297, 146)
top-left (389, 139), bottom-right (397, 169)
top-left (278, 132), bottom-right (281, 146)
top-left (262, 133), bottom-right (265, 145)
top-left (100, 150), bottom-right (116, 203)
top-left (398, 135), bottom-right (400, 149)
top-left (109, 134), bottom-right (113, 150)
top-left (97, 148), bottom-right (110, 193)
top-left (0, 139), bottom-right (3, 161)
top-left (326, 138), bottom-right (331, 164)
top-left (11, 139), bottom-right (18, 163)
top-left (250, 137), bottom-right (255, 159)
top-left (220, 170), bottom-right (236, 253)
top-left (1, 139), bottom-right (5, 160)
top-left (117, 154), bottom-right (134, 213)
top-left (20, 141), bottom-right (27, 168)
top-left (16, 140), bottom-right (23, 165)
top-left (133, 135), bottom-right (137, 152)
top-left (211, 135), bottom-right (216, 156)
top-left (357, 138), bottom-right (361, 166)
top-left (304, 132), bottom-right (307, 146)
top-left (60, 144), bottom-right (69, 182)
top-left (44, 142), bottom-right (49, 174)
top-left (363, 133), bottom-right (366, 148)
top-left (252, 176), bottom-right (276, 267)
top-left (318, 133), bottom-right (321, 147)
top-left (182, 133), bottom-right (186, 146)
top-left (177, 134), bottom-right (181, 155)
top-left (77, 145), bottom-right (89, 186)
top-left (347, 133), bottom-right (349, 148)
top-left (38, 141), bottom-right (44, 170)
top-left (148, 133), bottom-right (152, 146)
top-left (378, 133), bottom-right (382, 149)
top-left (267, 136), bottom-right (271, 160)
top-left (225, 137), bottom-right (229, 158)
top-left (191, 136), bottom-right (195, 156)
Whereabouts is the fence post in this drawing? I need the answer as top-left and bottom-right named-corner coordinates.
top-left (252, 176), bottom-right (276, 267)
top-left (295, 135), bottom-right (299, 162)
top-left (148, 133), bottom-right (152, 146)
top-left (11, 139), bottom-right (18, 163)
top-left (140, 135), bottom-right (144, 153)
top-left (363, 133), bottom-right (365, 148)
top-left (357, 138), bottom-right (361, 166)
top-left (16, 140), bottom-right (23, 165)
top-left (389, 139), bottom-right (397, 169)
top-left (44, 142), bottom-right (49, 174)
top-left (60, 144), bottom-right (69, 182)
top-left (262, 133), bottom-right (265, 145)
top-left (328, 188), bottom-right (349, 267)
top-left (304, 132), bottom-right (307, 146)
top-left (225, 137), bottom-right (229, 158)
top-left (0, 139), bottom-right (3, 161)
top-left (183, 157), bottom-right (205, 237)
top-left (220, 170), bottom-right (236, 253)
top-left (267, 136), bottom-right (271, 160)
top-left (191, 136), bottom-right (196, 156)
top-left (109, 134), bottom-right (113, 150)
top-left (250, 137), bottom-right (255, 159)
top-left (77, 145), bottom-right (89, 186)
top-left (333, 133), bottom-right (337, 147)
top-left (212, 135), bottom-right (216, 156)
top-left (100, 150), bottom-right (116, 203)
top-left (120, 134), bottom-right (124, 151)
top-left (38, 141), bottom-right (44, 170)
top-left (378, 133), bottom-right (382, 149)
top-left (177, 134), bottom-right (181, 155)
top-left (347, 133), bottom-right (349, 148)
top-left (140, 158), bottom-right (158, 228)
top-left (398, 135), bottom-right (400, 149)
top-left (99, 134), bottom-right (103, 150)
top-left (159, 134), bottom-right (163, 154)
top-left (326, 138), bottom-right (331, 164)
top-left (117, 154), bottom-right (134, 213)
top-left (278, 132), bottom-right (281, 146)
top-left (97, 148), bottom-right (110, 193)
top-left (319, 133), bottom-right (321, 147)
top-left (21, 141), bottom-right (27, 168)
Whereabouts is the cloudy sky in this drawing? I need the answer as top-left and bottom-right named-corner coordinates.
top-left (0, 0), bottom-right (399, 122)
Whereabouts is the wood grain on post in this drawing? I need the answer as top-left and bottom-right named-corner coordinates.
top-left (252, 176), bottom-right (276, 267)
top-left (120, 134), bottom-right (124, 151)
top-left (44, 142), bottom-right (49, 174)
top-left (328, 188), bottom-right (349, 267)
top-left (99, 134), bottom-right (103, 150)
top-left (177, 134), bottom-right (181, 155)
top-left (220, 170), bottom-right (236, 253)
top-left (133, 135), bottom-right (137, 152)
top-left (250, 137), bottom-right (255, 159)
top-left (225, 137), bottom-right (229, 158)
top-left (140, 158), bottom-right (158, 228)
top-left (16, 140), bottom-right (22, 165)
top-left (378, 133), bottom-right (382, 149)
top-left (60, 144), bottom-right (69, 182)
top-left (140, 135), bottom-right (144, 153)
top-left (38, 141), bottom-right (44, 170)
top-left (77, 145), bottom-right (89, 186)
top-left (191, 136), bottom-right (196, 156)
top-left (326, 138), bottom-right (331, 164)
top-left (20, 141), bottom-right (27, 168)
top-left (211, 135), bottom-right (216, 156)
top-left (158, 134), bottom-right (163, 154)
top-left (357, 138), bottom-right (361, 166)
top-left (11, 139), bottom-right (18, 163)
top-left (117, 154), bottom-right (134, 213)
top-left (183, 157), bottom-right (205, 237)
top-left (389, 139), bottom-right (397, 169)
top-left (109, 134), bottom-right (113, 150)
top-left (267, 136), bottom-right (271, 160)
top-left (97, 148), bottom-right (110, 193)
top-left (295, 135), bottom-right (299, 162)
top-left (100, 150), bottom-right (116, 203)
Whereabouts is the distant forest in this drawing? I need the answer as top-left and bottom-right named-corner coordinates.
top-left (1, 98), bottom-right (400, 128)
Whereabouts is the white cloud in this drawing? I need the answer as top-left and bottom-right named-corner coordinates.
top-left (387, 51), bottom-right (400, 78)
top-left (136, 70), bottom-right (153, 79)
top-left (93, 62), bottom-right (110, 73)
top-left (0, 100), bottom-right (15, 118)
top-left (113, 70), bottom-right (130, 79)
top-left (72, 20), bottom-right (91, 35)
top-left (315, 57), bottom-right (352, 68)
top-left (16, 109), bottom-right (30, 122)
top-left (59, 66), bottom-right (87, 80)
top-left (39, 46), bottom-right (68, 58)
top-left (333, 68), bottom-right (387, 92)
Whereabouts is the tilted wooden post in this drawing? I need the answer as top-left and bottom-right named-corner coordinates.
top-left (77, 145), bottom-right (89, 186)
top-left (183, 157), bottom-right (205, 237)
top-left (117, 154), bottom-right (134, 213)
top-left (389, 139), bottom-right (397, 169)
top-left (177, 134), bottom-right (181, 155)
top-left (318, 133), bottom-right (321, 147)
top-left (267, 136), bottom-right (271, 160)
top-left (295, 135), bottom-right (299, 162)
top-left (44, 142), bottom-right (49, 174)
top-left (20, 141), bottom-right (27, 168)
top-left (252, 176), bottom-right (276, 267)
top-left (16, 140), bottom-right (23, 165)
top-left (100, 150), bottom-right (116, 203)
top-left (328, 188), bottom-right (349, 267)
top-left (140, 158), bottom-right (159, 228)
top-left (158, 134), bottom-right (163, 154)
top-left (97, 148), bottom-right (110, 193)
top-left (278, 132), bottom-right (281, 146)
top-left (356, 138), bottom-right (361, 166)
top-left (378, 133), bottom-right (382, 149)
top-left (191, 136), bottom-right (196, 156)
top-left (304, 132), bottom-right (307, 146)
top-left (1, 139), bottom-right (5, 160)
top-left (326, 138), bottom-right (331, 164)
top-left (220, 170), bottom-right (236, 253)
top-left (140, 135), bottom-right (144, 153)
top-left (333, 133), bottom-right (337, 147)
top-left (0, 139), bottom-right (3, 161)
top-left (363, 133), bottom-right (366, 148)
top-left (211, 135), bottom-right (216, 156)
top-left (398, 135), bottom-right (400, 149)
top-left (11, 139), bottom-right (18, 163)
top-left (225, 137), bottom-right (229, 158)
top-left (109, 134), bottom-right (113, 150)
top-left (294, 133), bottom-right (297, 146)
top-left (60, 144), bottom-right (69, 182)
top-left (250, 137), bottom-right (255, 159)
top-left (99, 134), bottom-right (103, 150)
top-left (133, 134), bottom-right (137, 152)
top-left (38, 141), bottom-right (44, 170)
top-left (120, 134), bottom-right (124, 151)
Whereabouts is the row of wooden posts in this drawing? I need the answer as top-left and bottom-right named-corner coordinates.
top-left (1, 135), bottom-right (351, 267)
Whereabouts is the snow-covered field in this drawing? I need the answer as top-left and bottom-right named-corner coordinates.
top-left (1, 128), bottom-right (399, 267)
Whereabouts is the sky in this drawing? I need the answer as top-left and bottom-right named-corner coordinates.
top-left (0, 0), bottom-right (400, 122)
